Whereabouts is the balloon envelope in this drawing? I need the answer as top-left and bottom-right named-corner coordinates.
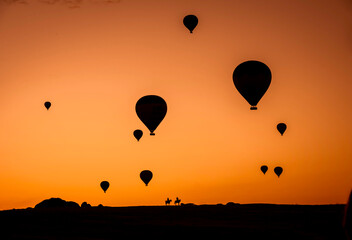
top-left (140, 170), bottom-right (153, 186)
top-left (135, 95), bottom-right (167, 136)
top-left (277, 123), bottom-right (287, 136)
top-left (133, 129), bottom-right (143, 141)
top-left (100, 181), bottom-right (110, 193)
top-left (233, 61), bottom-right (271, 110)
top-left (261, 165), bottom-right (268, 175)
top-left (44, 101), bottom-right (51, 110)
top-left (183, 15), bottom-right (198, 33)
top-left (274, 167), bottom-right (283, 177)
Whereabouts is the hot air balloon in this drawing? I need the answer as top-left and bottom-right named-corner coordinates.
top-left (136, 95), bottom-right (167, 136)
top-left (233, 61), bottom-right (271, 110)
top-left (133, 129), bottom-right (143, 141)
top-left (100, 181), bottom-right (110, 193)
top-left (274, 167), bottom-right (283, 177)
top-left (140, 170), bottom-right (153, 186)
top-left (44, 101), bottom-right (51, 110)
top-left (183, 15), bottom-right (198, 33)
top-left (277, 123), bottom-right (287, 136)
top-left (261, 165), bottom-right (268, 175)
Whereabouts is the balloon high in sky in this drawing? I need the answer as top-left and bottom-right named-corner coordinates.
top-left (277, 123), bottom-right (287, 136)
top-left (233, 61), bottom-right (271, 110)
top-left (140, 170), bottom-right (153, 186)
top-left (135, 95), bottom-right (167, 136)
top-left (100, 181), bottom-right (110, 193)
top-left (274, 167), bottom-right (283, 178)
top-left (183, 15), bottom-right (198, 33)
top-left (133, 129), bottom-right (143, 141)
top-left (44, 101), bottom-right (51, 110)
top-left (0, 0), bottom-right (351, 210)
top-left (261, 165), bottom-right (268, 175)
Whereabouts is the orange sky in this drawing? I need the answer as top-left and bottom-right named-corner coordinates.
top-left (0, 0), bottom-right (351, 210)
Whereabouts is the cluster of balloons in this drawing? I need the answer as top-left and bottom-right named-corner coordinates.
top-left (42, 14), bottom-right (290, 198)
top-left (260, 165), bottom-right (283, 178)
top-left (100, 170), bottom-right (153, 193)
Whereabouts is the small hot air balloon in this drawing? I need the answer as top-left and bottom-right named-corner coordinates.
top-left (277, 123), bottom-right (287, 136)
top-left (233, 61), bottom-right (271, 110)
top-left (44, 101), bottom-right (51, 110)
top-left (100, 181), bottom-right (110, 193)
top-left (140, 170), bottom-right (153, 186)
top-left (261, 165), bottom-right (268, 175)
top-left (183, 15), bottom-right (198, 33)
top-left (133, 129), bottom-right (143, 141)
top-left (274, 167), bottom-right (283, 177)
top-left (136, 95), bottom-right (167, 136)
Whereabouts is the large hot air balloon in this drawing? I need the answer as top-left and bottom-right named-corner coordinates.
top-left (100, 181), bottom-right (110, 193)
top-left (140, 170), bottom-right (153, 186)
top-left (274, 167), bottom-right (283, 177)
top-left (277, 123), bottom-right (287, 136)
top-left (183, 15), bottom-right (198, 33)
top-left (133, 129), bottom-right (143, 141)
top-left (233, 61), bottom-right (271, 110)
top-left (44, 101), bottom-right (51, 110)
top-left (261, 165), bottom-right (268, 175)
top-left (135, 95), bottom-right (167, 136)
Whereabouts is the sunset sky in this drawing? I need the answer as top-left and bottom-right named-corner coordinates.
top-left (0, 0), bottom-right (351, 210)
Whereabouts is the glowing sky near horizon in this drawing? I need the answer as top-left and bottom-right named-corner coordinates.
top-left (0, 0), bottom-right (351, 210)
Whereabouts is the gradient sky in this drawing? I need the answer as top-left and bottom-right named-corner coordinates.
top-left (0, 0), bottom-right (351, 210)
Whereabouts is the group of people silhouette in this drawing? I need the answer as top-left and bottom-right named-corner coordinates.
top-left (165, 197), bottom-right (181, 206)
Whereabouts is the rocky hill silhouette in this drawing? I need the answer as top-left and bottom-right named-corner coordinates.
top-left (35, 198), bottom-right (80, 209)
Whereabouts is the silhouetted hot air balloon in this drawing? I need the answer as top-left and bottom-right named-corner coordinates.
top-left (277, 123), bottom-right (287, 136)
top-left (136, 95), bottom-right (167, 136)
top-left (100, 181), bottom-right (110, 193)
top-left (183, 15), bottom-right (198, 33)
top-left (140, 170), bottom-right (153, 186)
top-left (233, 61), bottom-right (271, 110)
top-left (133, 129), bottom-right (143, 141)
top-left (44, 101), bottom-right (51, 110)
top-left (261, 165), bottom-right (268, 175)
top-left (274, 167), bottom-right (283, 177)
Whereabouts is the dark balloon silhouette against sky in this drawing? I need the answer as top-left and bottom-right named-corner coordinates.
top-left (100, 181), bottom-right (110, 193)
top-left (277, 123), bottom-right (287, 136)
top-left (261, 165), bottom-right (268, 175)
top-left (136, 95), bottom-right (167, 136)
top-left (140, 170), bottom-right (153, 186)
top-left (133, 129), bottom-right (143, 141)
top-left (183, 15), bottom-right (198, 33)
top-left (233, 61), bottom-right (271, 110)
top-left (44, 101), bottom-right (51, 110)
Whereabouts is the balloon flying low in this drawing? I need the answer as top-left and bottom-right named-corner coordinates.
top-left (44, 101), bottom-right (51, 110)
top-left (233, 61), bottom-right (271, 110)
top-left (100, 181), bottom-right (110, 193)
top-left (277, 123), bottom-right (287, 136)
top-left (133, 129), bottom-right (143, 141)
top-left (140, 170), bottom-right (153, 186)
top-left (261, 165), bottom-right (268, 175)
top-left (135, 95), bottom-right (167, 136)
top-left (183, 15), bottom-right (198, 33)
top-left (274, 167), bottom-right (283, 177)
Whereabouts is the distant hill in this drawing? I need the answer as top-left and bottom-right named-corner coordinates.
top-left (35, 198), bottom-right (80, 209)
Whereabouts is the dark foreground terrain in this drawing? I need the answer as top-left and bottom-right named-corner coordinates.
top-left (0, 204), bottom-right (347, 239)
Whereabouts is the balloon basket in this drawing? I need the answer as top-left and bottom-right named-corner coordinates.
top-left (250, 106), bottom-right (257, 110)
top-left (150, 133), bottom-right (155, 136)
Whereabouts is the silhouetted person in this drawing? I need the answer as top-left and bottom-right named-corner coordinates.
top-left (344, 190), bottom-right (352, 239)
top-left (174, 197), bottom-right (181, 205)
top-left (165, 198), bottom-right (172, 205)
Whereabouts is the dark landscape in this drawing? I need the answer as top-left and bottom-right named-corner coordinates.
top-left (0, 199), bottom-right (347, 239)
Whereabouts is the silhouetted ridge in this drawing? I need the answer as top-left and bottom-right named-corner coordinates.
top-left (35, 198), bottom-right (80, 209)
